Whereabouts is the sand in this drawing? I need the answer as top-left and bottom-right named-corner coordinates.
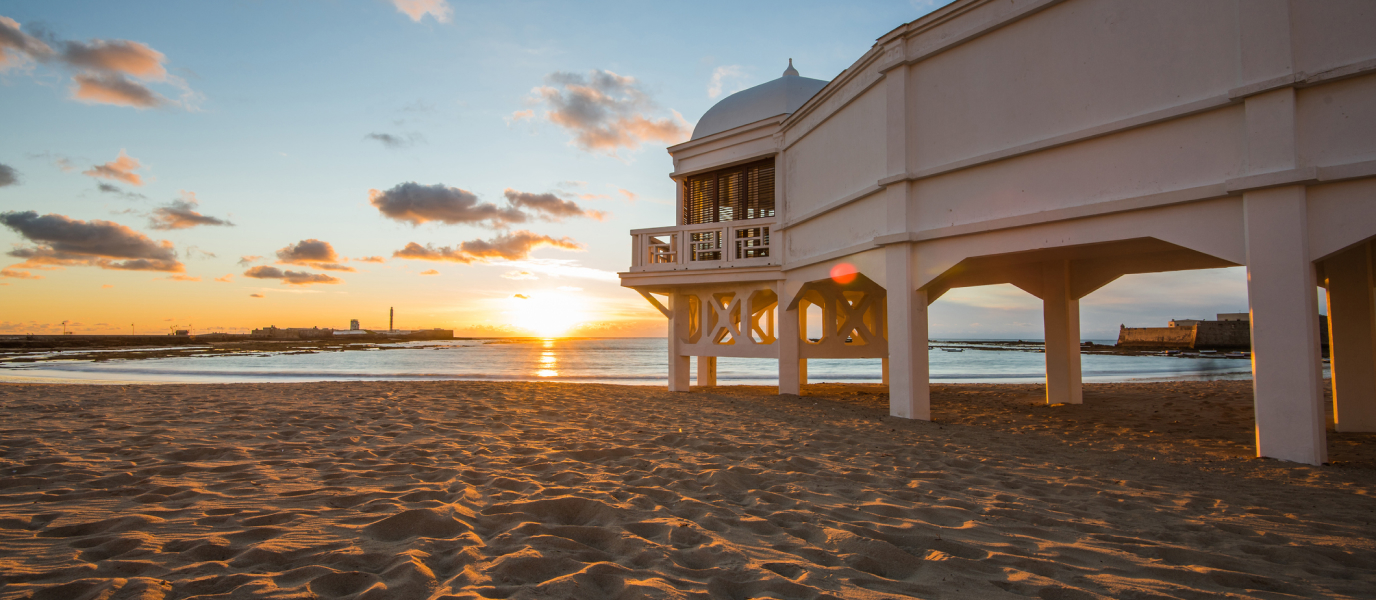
top-left (1, 380), bottom-right (1374, 599)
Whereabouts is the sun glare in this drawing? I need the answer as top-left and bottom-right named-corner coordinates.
top-left (509, 292), bottom-right (586, 337)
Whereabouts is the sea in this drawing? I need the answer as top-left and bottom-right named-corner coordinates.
top-left (0, 338), bottom-right (1272, 385)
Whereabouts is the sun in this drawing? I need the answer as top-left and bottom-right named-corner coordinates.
top-left (508, 291), bottom-right (586, 337)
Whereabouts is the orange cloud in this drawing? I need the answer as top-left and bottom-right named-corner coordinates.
top-left (243, 266), bottom-right (341, 286)
top-left (502, 189), bottom-right (608, 221)
top-left (83, 150), bottom-right (145, 186)
top-left (392, 231), bottom-right (583, 264)
top-left (250, 293), bottom-right (264, 298)
top-left (72, 73), bottom-right (164, 108)
top-left (618, 189), bottom-right (638, 202)
top-left (1, 210), bottom-right (183, 272)
top-left (63, 39), bottom-right (167, 80)
top-left (370, 182), bottom-right (525, 228)
top-left (0, 268), bottom-right (40, 279)
top-left (391, 0), bottom-right (452, 22)
top-left (163, 274), bottom-right (200, 282)
top-left (355, 256), bottom-right (386, 263)
top-left (527, 70), bottom-right (690, 154)
top-left (502, 270), bottom-right (537, 280)
top-left (420, 269), bottom-right (439, 275)
top-left (214, 275), bottom-right (232, 282)
top-left (0, 16), bottom-right (54, 71)
top-left (148, 191), bottom-right (233, 230)
top-left (275, 239), bottom-right (354, 271)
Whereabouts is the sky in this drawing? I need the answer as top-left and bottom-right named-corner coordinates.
top-left (0, 0), bottom-right (1265, 339)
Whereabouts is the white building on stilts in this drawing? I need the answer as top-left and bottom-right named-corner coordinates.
top-left (620, 0), bottom-right (1376, 465)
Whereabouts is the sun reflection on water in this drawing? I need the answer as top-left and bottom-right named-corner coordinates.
top-left (536, 339), bottom-right (558, 377)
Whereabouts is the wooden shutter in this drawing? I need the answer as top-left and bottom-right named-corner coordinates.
top-left (682, 156), bottom-right (775, 225)
top-left (684, 174), bottom-right (716, 225)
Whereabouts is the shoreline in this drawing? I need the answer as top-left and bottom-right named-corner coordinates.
top-left (1, 380), bottom-right (1373, 598)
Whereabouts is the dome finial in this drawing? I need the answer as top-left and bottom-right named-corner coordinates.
top-left (783, 58), bottom-right (799, 77)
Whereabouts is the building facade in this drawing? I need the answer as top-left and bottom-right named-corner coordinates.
top-left (621, 0), bottom-right (1376, 465)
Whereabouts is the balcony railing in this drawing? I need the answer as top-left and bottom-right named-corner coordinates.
top-left (628, 217), bottom-right (779, 272)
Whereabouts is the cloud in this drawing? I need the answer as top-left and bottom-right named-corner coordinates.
top-left (101, 284), bottom-right (112, 288)
top-left (355, 256), bottom-right (386, 263)
top-left (250, 293), bottom-right (264, 298)
top-left (390, 0), bottom-right (452, 22)
top-left (83, 149), bottom-right (145, 186)
top-left (162, 274), bottom-right (200, 282)
top-left (237, 255), bottom-right (263, 266)
top-left (71, 72), bottom-right (165, 108)
top-left (95, 182), bottom-right (147, 199)
top-left (392, 230), bottom-right (583, 264)
top-left (274, 238), bottom-right (355, 271)
top-left (521, 69), bottom-right (690, 154)
top-left (0, 163), bottom-right (18, 187)
top-left (502, 189), bottom-right (608, 221)
top-left (507, 109), bottom-right (534, 124)
top-left (0, 210), bottom-right (184, 272)
top-left (617, 188), bottom-right (637, 203)
top-left (0, 268), bottom-right (40, 279)
top-left (62, 39), bottom-right (166, 79)
top-left (0, 16), bottom-right (54, 71)
top-left (243, 265), bottom-right (341, 286)
top-left (502, 270), bottom-right (537, 280)
top-left (708, 65), bottom-right (748, 99)
top-left (214, 274), bottom-right (232, 282)
top-left (364, 132), bottom-right (423, 149)
top-left (370, 182), bottom-right (526, 227)
top-left (0, 16), bottom-right (191, 109)
top-left (148, 191), bottom-right (233, 230)
top-left (420, 269), bottom-right (439, 275)
top-left (513, 294), bottom-right (529, 299)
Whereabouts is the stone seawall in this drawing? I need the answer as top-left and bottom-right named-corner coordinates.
top-left (1116, 327), bottom-right (1196, 349)
top-left (1117, 318), bottom-right (1326, 349)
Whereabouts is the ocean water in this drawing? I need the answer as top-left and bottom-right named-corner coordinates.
top-left (0, 338), bottom-right (1262, 385)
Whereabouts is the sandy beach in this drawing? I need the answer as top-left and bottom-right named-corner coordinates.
top-left (2, 380), bottom-right (1374, 599)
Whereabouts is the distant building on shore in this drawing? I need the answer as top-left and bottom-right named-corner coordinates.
top-left (349, 319), bottom-right (360, 331)
top-left (250, 326), bottom-right (333, 339)
top-left (1118, 313), bottom-right (1327, 350)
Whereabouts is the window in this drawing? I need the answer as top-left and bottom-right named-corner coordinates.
top-left (683, 158), bottom-right (775, 225)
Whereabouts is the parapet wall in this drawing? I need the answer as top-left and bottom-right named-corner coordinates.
top-left (1117, 319), bottom-right (1326, 350)
top-left (1116, 327), bottom-right (1196, 349)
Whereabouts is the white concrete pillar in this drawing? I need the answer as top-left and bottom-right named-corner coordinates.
top-left (778, 284), bottom-right (802, 395)
top-left (1325, 242), bottom-right (1376, 432)
top-left (885, 243), bottom-right (930, 419)
top-left (696, 356), bottom-right (717, 388)
top-left (667, 293), bottom-right (691, 392)
top-left (1042, 260), bottom-right (1083, 405)
top-left (1245, 186), bottom-right (1327, 464)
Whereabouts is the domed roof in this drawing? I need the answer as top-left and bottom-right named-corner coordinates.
top-left (691, 60), bottom-right (828, 140)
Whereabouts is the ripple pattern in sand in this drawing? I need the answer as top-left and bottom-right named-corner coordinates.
top-left (1, 380), bottom-right (1374, 599)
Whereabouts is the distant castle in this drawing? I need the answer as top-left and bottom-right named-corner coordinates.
top-left (1117, 313), bottom-right (1327, 350)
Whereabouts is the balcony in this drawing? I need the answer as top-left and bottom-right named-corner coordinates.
top-left (628, 217), bottom-right (779, 272)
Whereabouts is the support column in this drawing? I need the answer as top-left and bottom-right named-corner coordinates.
top-left (885, 243), bottom-right (929, 419)
top-left (778, 283), bottom-right (803, 395)
top-left (882, 357), bottom-right (890, 386)
top-left (1042, 261), bottom-right (1083, 405)
top-left (667, 293), bottom-right (691, 392)
top-left (696, 356), bottom-right (717, 388)
top-left (1325, 242), bottom-right (1376, 431)
top-left (1245, 185), bottom-right (1327, 464)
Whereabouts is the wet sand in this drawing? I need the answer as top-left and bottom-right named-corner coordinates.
top-left (1, 380), bottom-right (1374, 599)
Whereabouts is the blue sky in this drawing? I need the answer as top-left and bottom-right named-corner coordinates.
top-left (0, 0), bottom-right (1264, 338)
